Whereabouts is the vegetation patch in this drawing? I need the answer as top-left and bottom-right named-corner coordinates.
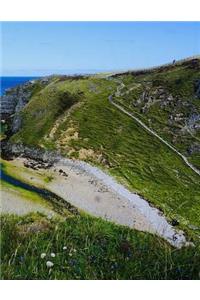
top-left (1, 213), bottom-right (200, 280)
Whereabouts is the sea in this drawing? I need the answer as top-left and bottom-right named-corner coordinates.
top-left (0, 77), bottom-right (40, 96)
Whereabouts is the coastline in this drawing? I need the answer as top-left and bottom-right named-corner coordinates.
top-left (1, 148), bottom-right (189, 248)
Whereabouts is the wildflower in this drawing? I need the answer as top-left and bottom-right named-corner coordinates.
top-left (41, 253), bottom-right (46, 259)
top-left (46, 261), bottom-right (54, 268)
top-left (63, 246), bottom-right (67, 250)
top-left (51, 253), bottom-right (56, 258)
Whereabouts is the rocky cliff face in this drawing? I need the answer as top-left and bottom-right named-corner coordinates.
top-left (1, 141), bottom-right (61, 163)
top-left (1, 92), bottom-right (18, 115)
top-left (132, 83), bottom-right (200, 134)
top-left (1, 82), bottom-right (33, 115)
top-left (0, 78), bottom-right (51, 134)
top-left (1, 82), bottom-right (33, 132)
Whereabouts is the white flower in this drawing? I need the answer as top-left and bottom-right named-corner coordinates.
top-left (46, 261), bottom-right (54, 268)
top-left (41, 253), bottom-right (46, 259)
top-left (51, 253), bottom-right (56, 258)
top-left (63, 246), bottom-right (67, 250)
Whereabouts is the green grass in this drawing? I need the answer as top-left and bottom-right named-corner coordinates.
top-left (8, 73), bottom-right (200, 238)
top-left (11, 78), bottom-right (83, 146)
top-left (113, 62), bottom-right (200, 168)
top-left (1, 213), bottom-right (200, 280)
top-left (44, 175), bottom-right (54, 183)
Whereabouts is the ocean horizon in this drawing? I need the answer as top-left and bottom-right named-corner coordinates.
top-left (0, 70), bottom-right (109, 96)
top-left (0, 76), bottom-right (40, 96)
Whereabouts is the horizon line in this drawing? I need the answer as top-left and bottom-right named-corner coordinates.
top-left (1, 54), bottom-right (200, 77)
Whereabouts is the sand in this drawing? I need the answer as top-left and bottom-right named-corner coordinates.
top-left (1, 157), bottom-right (188, 248)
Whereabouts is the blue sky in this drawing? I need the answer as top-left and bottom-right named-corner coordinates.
top-left (1, 22), bottom-right (200, 76)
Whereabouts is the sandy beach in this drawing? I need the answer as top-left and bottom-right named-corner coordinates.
top-left (0, 156), bottom-right (188, 248)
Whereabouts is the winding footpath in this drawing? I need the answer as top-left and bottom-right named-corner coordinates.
top-left (109, 81), bottom-right (200, 176)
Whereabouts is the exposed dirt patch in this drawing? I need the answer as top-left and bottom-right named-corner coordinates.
top-left (17, 219), bottom-right (52, 237)
top-left (78, 148), bottom-right (96, 160)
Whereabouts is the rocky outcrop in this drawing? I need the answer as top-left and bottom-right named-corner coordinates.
top-left (187, 143), bottom-right (200, 155)
top-left (1, 141), bottom-right (62, 164)
top-left (0, 93), bottom-right (18, 115)
top-left (1, 82), bottom-right (33, 134)
top-left (130, 83), bottom-right (200, 134)
top-left (11, 88), bottom-right (32, 133)
top-left (0, 78), bottom-right (50, 133)
top-left (1, 83), bottom-right (31, 116)
top-left (187, 113), bottom-right (200, 131)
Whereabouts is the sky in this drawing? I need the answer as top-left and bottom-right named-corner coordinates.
top-left (1, 21), bottom-right (200, 76)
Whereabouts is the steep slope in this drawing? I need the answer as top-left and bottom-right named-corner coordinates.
top-left (111, 57), bottom-right (200, 169)
top-left (3, 65), bottom-right (200, 237)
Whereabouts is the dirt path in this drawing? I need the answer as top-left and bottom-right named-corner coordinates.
top-left (109, 82), bottom-right (200, 176)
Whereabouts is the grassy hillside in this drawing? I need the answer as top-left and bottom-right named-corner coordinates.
top-left (9, 68), bottom-right (200, 237)
top-left (112, 58), bottom-right (200, 168)
top-left (10, 76), bottom-right (85, 147)
top-left (1, 212), bottom-right (200, 280)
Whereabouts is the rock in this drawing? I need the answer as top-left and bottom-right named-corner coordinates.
top-left (58, 169), bottom-right (68, 177)
top-left (171, 219), bottom-right (179, 226)
top-left (24, 158), bottom-right (53, 170)
top-left (1, 142), bottom-right (61, 165)
top-left (187, 143), bottom-right (200, 155)
top-left (1, 84), bottom-right (31, 133)
top-left (12, 88), bottom-right (32, 133)
top-left (0, 77), bottom-right (52, 134)
top-left (0, 93), bottom-right (18, 115)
